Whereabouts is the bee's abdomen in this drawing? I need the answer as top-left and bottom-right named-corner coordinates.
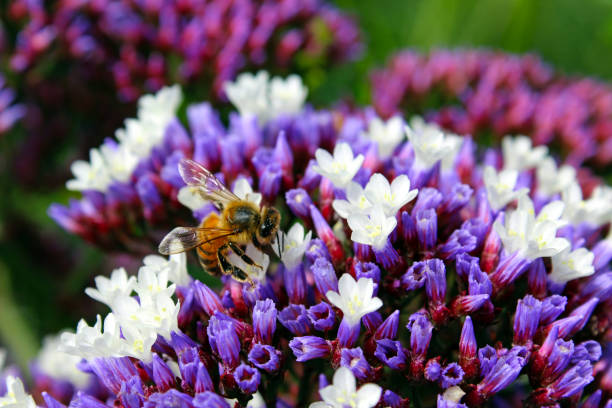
top-left (197, 246), bottom-right (221, 276)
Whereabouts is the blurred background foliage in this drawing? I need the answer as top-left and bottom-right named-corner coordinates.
top-left (2, 0), bottom-right (612, 370)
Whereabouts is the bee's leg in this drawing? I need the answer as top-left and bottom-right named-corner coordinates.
top-left (217, 244), bottom-right (251, 284)
top-left (227, 241), bottom-right (263, 270)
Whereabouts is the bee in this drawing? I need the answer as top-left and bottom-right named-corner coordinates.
top-left (159, 158), bottom-right (281, 285)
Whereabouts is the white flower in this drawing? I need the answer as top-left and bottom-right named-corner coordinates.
top-left (226, 392), bottom-right (266, 408)
top-left (224, 71), bottom-right (270, 120)
top-left (483, 166), bottom-right (528, 211)
top-left (326, 274), bottom-right (383, 327)
top-left (332, 182), bottom-right (372, 219)
top-left (550, 247), bottom-right (595, 284)
top-left (535, 200), bottom-right (567, 228)
top-left (309, 367), bottom-right (382, 408)
top-left (66, 148), bottom-right (112, 192)
top-left (63, 255), bottom-right (181, 362)
top-left (142, 252), bottom-right (190, 287)
top-left (177, 186), bottom-right (209, 211)
top-left (562, 183), bottom-right (612, 226)
top-left (225, 72), bottom-right (308, 123)
top-left (85, 267), bottom-right (136, 308)
top-left (405, 123), bottom-right (460, 170)
top-left (408, 117), bottom-right (463, 171)
top-left (536, 157), bottom-right (576, 197)
top-left (269, 74), bottom-right (308, 117)
top-left (36, 332), bottom-right (90, 388)
top-left (364, 173), bottom-right (418, 217)
top-left (347, 205), bottom-right (397, 251)
top-left (115, 118), bottom-right (158, 158)
top-left (313, 142), bottom-right (364, 189)
top-left (233, 177), bottom-right (262, 206)
top-left (360, 116), bottom-right (405, 159)
top-left (137, 85), bottom-right (182, 130)
top-left (0, 376), bottom-right (36, 408)
top-left (494, 196), bottom-right (569, 260)
top-left (227, 244), bottom-right (270, 284)
top-left (273, 223), bottom-right (312, 270)
top-left (502, 135), bottom-right (548, 171)
top-left (100, 143), bottom-right (139, 183)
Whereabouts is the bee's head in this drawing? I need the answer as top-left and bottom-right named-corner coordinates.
top-left (256, 207), bottom-right (280, 246)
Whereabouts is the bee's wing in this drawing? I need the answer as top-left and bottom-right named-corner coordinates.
top-left (158, 226), bottom-right (238, 255)
top-left (179, 158), bottom-right (240, 207)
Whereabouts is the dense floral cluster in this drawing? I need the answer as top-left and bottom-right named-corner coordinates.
top-left (9, 73), bottom-right (612, 407)
top-left (371, 49), bottom-right (612, 168)
top-left (5, 0), bottom-right (360, 101)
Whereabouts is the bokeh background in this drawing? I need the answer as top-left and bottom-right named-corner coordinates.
top-left (2, 0), bottom-right (612, 372)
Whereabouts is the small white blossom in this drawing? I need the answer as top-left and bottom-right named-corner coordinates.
top-left (332, 182), bottom-right (372, 219)
top-left (483, 166), bottom-right (528, 211)
top-left (536, 157), bottom-right (576, 197)
top-left (502, 135), bottom-right (548, 171)
top-left (224, 72), bottom-right (307, 123)
top-left (361, 116), bottom-right (405, 159)
top-left (66, 148), bottom-right (112, 192)
top-left (233, 177), bottom-right (262, 206)
top-left (226, 392), bottom-right (266, 408)
top-left (0, 376), bottom-right (36, 408)
top-left (326, 274), bottom-right (383, 327)
top-left (137, 85), bottom-right (182, 130)
top-left (273, 223), bottom-right (312, 270)
top-left (562, 183), bottom-right (612, 226)
top-left (364, 173), bottom-right (418, 217)
top-left (177, 186), bottom-right (209, 211)
top-left (443, 386), bottom-right (466, 404)
top-left (142, 252), bottom-right (190, 287)
top-left (408, 117), bottom-right (463, 171)
top-left (62, 255), bottom-right (181, 362)
top-left (347, 206), bottom-right (397, 251)
top-left (269, 75), bottom-right (308, 117)
top-left (313, 143), bottom-right (364, 189)
top-left (224, 71), bottom-right (270, 120)
top-left (85, 267), bottom-right (136, 308)
top-left (550, 247), bottom-right (595, 284)
top-left (494, 196), bottom-right (569, 261)
top-left (100, 143), bottom-right (139, 183)
top-left (115, 118), bottom-right (158, 158)
top-left (535, 200), bottom-right (567, 228)
top-left (36, 332), bottom-right (90, 388)
top-left (309, 367), bottom-right (382, 408)
top-left (405, 123), bottom-right (460, 170)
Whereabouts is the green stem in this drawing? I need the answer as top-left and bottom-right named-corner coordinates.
top-left (0, 262), bottom-right (39, 377)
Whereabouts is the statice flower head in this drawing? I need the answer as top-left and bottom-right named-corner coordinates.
top-left (34, 71), bottom-right (612, 406)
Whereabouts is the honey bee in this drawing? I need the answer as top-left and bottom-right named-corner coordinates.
top-left (159, 159), bottom-right (281, 285)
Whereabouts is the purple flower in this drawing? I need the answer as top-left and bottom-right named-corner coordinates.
top-left (192, 280), bottom-right (225, 316)
top-left (540, 295), bottom-right (567, 325)
top-left (374, 310), bottom-right (399, 340)
top-left (253, 299), bottom-right (277, 344)
top-left (233, 364), bottom-right (260, 394)
top-left (340, 347), bottom-right (373, 380)
top-left (278, 304), bottom-right (312, 336)
top-left (407, 311), bottom-right (433, 358)
top-left (415, 209), bottom-right (438, 252)
top-left (289, 336), bottom-right (331, 362)
top-left (354, 262), bottom-right (381, 295)
top-left (440, 363), bottom-right (465, 388)
top-left (425, 358), bottom-right (442, 381)
top-left (207, 313), bottom-right (241, 368)
top-left (311, 257), bottom-right (339, 297)
top-left (152, 354), bottom-right (175, 392)
top-left (193, 392), bottom-right (230, 408)
top-left (286, 188), bottom-right (313, 222)
top-left (513, 295), bottom-right (542, 345)
top-left (248, 344), bottom-right (281, 373)
top-left (401, 262), bottom-right (427, 291)
top-left (438, 229), bottom-right (477, 260)
top-left (375, 339), bottom-right (407, 370)
top-left (307, 302), bottom-right (336, 332)
top-left (475, 346), bottom-right (526, 399)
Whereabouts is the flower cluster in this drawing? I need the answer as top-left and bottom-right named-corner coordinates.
top-left (6, 0), bottom-right (360, 101)
top-left (371, 48), bottom-right (612, 168)
top-left (15, 73), bottom-right (612, 406)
